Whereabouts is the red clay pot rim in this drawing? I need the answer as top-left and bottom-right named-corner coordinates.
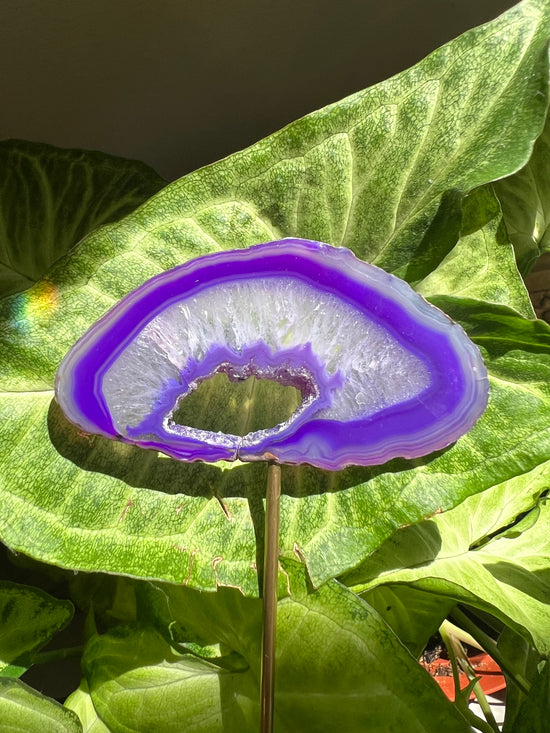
top-left (421, 652), bottom-right (506, 701)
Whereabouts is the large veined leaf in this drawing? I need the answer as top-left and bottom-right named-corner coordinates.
top-left (497, 626), bottom-right (543, 732)
top-left (0, 677), bottom-right (82, 732)
top-left (345, 458), bottom-right (550, 655)
top-left (65, 681), bottom-right (117, 733)
top-left (1, 297), bottom-right (548, 594)
top-left (0, 581), bottom-right (73, 678)
top-left (359, 585), bottom-right (455, 658)
top-left (83, 626), bottom-right (258, 733)
top-left (0, 140), bottom-right (166, 298)
top-left (2, 0), bottom-right (549, 390)
top-left (81, 561), bottom-right (470, 733)
top-left (0, 0), bottom-right (550, 593)
top-left (417, 186), bottom-right (535, 318)
top-left (494, 112), bottom-right (550, 275)
top-left (509, 662), bottom-right (550, 733)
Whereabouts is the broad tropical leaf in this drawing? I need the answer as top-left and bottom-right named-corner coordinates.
top-left (65, 680), bottom-right (131, 733)
top-left (0, 0), bottom-right (549, 592)
top-left (0, 678), bottom-right (81, 732)
top-left (509, 661), bottom-right (550, 732)
top-left (0, 140), bottom-right (166, 298)
top-left (494, 113), bottom-right (550, 275)
top-left (417, 186), bottom-right (535, 318)
top-left (82, 561), bottom-right (470, 733)
top-left (345, 460), bottom-right (550, 655)
top-left (359, 585), bottom-right (455, 658)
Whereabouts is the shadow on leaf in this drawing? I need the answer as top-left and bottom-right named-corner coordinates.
top-left (47, 397), bottom-right (444, 501)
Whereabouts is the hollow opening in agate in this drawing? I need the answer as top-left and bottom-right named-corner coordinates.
top-left (170, 370), bottom-right (303, 437)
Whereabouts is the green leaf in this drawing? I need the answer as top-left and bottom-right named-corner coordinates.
top-left (84, 625), bottom-right (258, 733)
top-left (276, 560), bottom-right (470, 732)
top-left (3, 0), bottom-right (550, 388)
top-left (417, 186), bottom-right (535, 318)
top-left (0, 677), bottom-right (82, 732)
top-left (494, 111), bottom-right (550, 275)
top-left (0, 581), bottom-right (73, 678)
top-left (360, 585), bottom-right (455, 658)
top-left (345, 459), bottom-right (550, 655)
top-left (85, 561), bottom-right (470, 733)
top-left (509, 661), bottom-right (550, 733)
top-left (0, 297), bottom-right (549, 593)
top-left (1, 1), bottom-right (550, 592)
top-left (65, 680), bottom-right (130, 733)
top-left (0, 140), bottom-right (166, 298)
top-left (498, 626), bottom-right (542, 732)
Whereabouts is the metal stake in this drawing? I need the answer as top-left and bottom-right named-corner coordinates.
top-left (260, 461), bottom-right (281, 733)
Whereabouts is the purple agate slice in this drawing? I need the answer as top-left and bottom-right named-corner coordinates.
top-left (55, 238), bottom-right (489, 470)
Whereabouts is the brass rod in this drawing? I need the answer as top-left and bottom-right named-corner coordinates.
top-left (260, 461), bottom-right (281, 733)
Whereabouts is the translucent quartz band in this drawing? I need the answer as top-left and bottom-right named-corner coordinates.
top-left (55, 238), bottom-right (489, 470)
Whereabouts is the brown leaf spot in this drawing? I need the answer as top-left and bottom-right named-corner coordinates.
top-left (172, 544), bottom-right (188, 553)
top-left (119, 499), bottom-right (134, 522)
top-left (184, 548), bottom-right (199, 585)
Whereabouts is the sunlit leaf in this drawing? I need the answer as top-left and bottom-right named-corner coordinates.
top-left (65, 679), bottom-right (141, 733)
top-left (83, 561), bottom-right (470, 733)
top-left (345, 460), bottom-right (550, 655)
top-left (0, 677), bottom-right (81, 732)
top-left (417, 186), bottom-right (534, 318)
top-left (0, 298), bottom-right (547, 592)
top-left (0, 0), bottom-right (549, 592)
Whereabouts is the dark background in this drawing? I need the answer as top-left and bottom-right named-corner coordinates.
top-left (1, 1), bottom-right (517, 181)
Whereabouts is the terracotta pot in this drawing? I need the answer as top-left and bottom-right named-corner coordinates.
top-left (421, 652), bottom-right (505, 702)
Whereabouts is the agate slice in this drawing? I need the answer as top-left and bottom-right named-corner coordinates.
top-left (55, 238), bottom-right (489, 470)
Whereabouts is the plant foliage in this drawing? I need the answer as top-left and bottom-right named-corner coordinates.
top-left (0, 0), bottom-right (549, 730)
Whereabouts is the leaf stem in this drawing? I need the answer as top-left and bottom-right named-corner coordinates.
top-left (30, 645), bottom-right (84, 667)
top-left (439, 623), bottom-right (500, 733)
top-left (441, 619), bottom-right (485, 652)
top-left (450, 607), bottom-right (531, 696)
top-left (260, 461), bottom-right (281, 733)
top-left (439, 623), bottom-right (463, 700)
